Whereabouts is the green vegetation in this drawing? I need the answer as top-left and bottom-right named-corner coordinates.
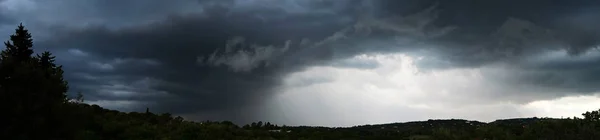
top-left (1, 24), bottom-right (600, 140)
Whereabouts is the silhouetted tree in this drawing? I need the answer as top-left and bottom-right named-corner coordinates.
top-left (583, 109), bottom-right (600, 122)
top-left (75, 92), bottom-right (85, 103)
top-left (2, 23), bottom-right (33, 62)
top-left (257, 121), bottom-right (264, 128)
top-left (0, 23), bottom-right (71, 140)
top-left (251, 122), bottom-right (258, 128)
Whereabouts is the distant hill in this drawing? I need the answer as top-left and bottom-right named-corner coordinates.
top-left (68, 103), bottom-right (600, 139)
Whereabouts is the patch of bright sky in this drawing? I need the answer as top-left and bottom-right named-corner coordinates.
top-left (267, 52), bottom-right (600, 127)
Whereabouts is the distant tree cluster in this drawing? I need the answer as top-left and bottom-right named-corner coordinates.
top-left (1, 24), bottom-right (600, 140)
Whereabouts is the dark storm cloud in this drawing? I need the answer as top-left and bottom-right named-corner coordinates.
top-left (271, 0), bottom-right (600, 103)
top-left (35, 0), bottom-right (364, 123)
top-left (391, 0), bottom-right (600, 102)
top-left (44, 3), bottom-right (453, 123)
top-left (21, 0), bottom-right (206, 25)
top-left (430, 1), bottom-right (600, 99)
top-left (12, 0), bottom-right (600, 123)
top-left (511, 50), bottom-right (600, 94)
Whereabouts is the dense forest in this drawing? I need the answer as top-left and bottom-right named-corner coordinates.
top-left (1, 24), bottom-right (599, 140)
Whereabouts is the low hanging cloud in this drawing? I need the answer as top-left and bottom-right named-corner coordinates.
top-left (1, 0), bottom-right (600, 125)
top-left (198, 37), bottom-right (291, 72)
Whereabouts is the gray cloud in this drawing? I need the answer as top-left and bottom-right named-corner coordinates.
top-left (0, 14), bottom-right (14, 25)
top-left (3, 0), bottom-right (600, 124)
top-left (198, 37), bottom-right (291, 72)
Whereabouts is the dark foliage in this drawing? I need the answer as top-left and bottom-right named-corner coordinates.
top-left (0, 23), bottom-right (72, 140)
top-left (1, 24), bottom-right (600, 140)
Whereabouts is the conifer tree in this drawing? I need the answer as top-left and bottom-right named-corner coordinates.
top-left (0, 23), bottom-right (72, 140)
top-left (2, 23), bottom-right (33, 62)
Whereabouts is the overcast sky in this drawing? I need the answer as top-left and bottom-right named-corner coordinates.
top-left (1, 0), bottom-right (600, 127)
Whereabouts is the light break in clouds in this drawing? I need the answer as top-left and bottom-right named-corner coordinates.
top-left (268, 52), bottom-right (600, 127)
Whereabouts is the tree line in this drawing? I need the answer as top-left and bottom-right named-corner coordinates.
top-left (1, 24), bottom-right (599, 140)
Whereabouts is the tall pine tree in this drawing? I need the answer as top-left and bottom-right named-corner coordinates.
top-left (0, 23), bottom-right (72, 140)
top-left (2, 23), bottom-right (34, 62)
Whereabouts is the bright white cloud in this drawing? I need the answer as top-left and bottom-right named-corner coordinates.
top-left (265, 53), bottom-right (600, 127)
top-left (522, 95), bottom-right (600, 119)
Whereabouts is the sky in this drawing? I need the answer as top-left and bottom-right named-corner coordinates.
top-left (1, 0), bottom-right (600, 127)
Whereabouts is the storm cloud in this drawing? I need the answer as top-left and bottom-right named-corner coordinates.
top-left (1, 0), bottom-right (600, 125)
